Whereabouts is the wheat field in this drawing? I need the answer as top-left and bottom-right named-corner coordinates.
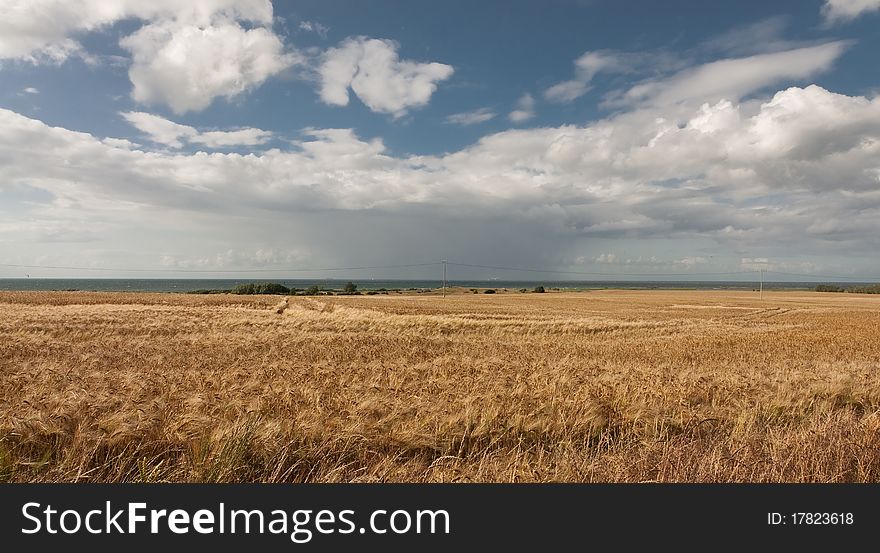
top-left (1, 289), bottom-right (879, 482)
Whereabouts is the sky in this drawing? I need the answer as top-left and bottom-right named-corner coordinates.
top-left (1, 0), bottom-right (880, 280)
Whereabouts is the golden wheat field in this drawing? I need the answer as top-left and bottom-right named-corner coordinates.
top-left (1, 289), bottom-right (879, 482)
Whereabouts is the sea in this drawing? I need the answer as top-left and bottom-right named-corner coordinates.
top-left (0, 278), bottom-right (865, 293)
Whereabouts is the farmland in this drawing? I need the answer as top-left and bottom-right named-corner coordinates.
top-left (1, 289), bottom-right (879, 482)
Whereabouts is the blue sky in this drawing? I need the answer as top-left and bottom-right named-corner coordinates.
top-left (2, 0), bottom-right (880, 279)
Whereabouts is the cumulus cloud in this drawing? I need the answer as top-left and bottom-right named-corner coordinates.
top-left (318, 37), bottom-right (454, 117)
top-left (121, 20), bottom-right (297, 114)
top-left (0, 0), bottom-right (110, 63)
top-left (4, 81), bottom-right (880, 276)
top-left (0, 1), bottom-right (295, 114)
top-left (822, 0), bottom-right (880, 23)
top-left (445, 108), bottom-right (497, 126)
top-left (22, 87), bottom-right (39, 94)
top-left (0, 0), bottom-right (275, 63)
top-left (3, 2), bottom-right (457, 117)
top-left (121, 111), bottom-right (271, 148)
top-left (508, 94), bottom-right (535, 122)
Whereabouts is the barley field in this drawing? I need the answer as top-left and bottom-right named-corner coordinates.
top-left (1, 289), bottom-right (879, 482)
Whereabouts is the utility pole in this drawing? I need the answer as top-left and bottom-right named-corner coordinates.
top-left (759, 269), bottom-right (764, 300)
top-left (442, 259), bottom-right (447, 298)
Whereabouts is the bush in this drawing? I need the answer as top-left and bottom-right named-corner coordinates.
top-left (483, 289), bottom-right (496, 294)
top-left (815, 284), bottom-right (845, 293)
top-left (847, 284), bottom-right (880, 294)
top-left (533, 286), bottom-right (545, 293)
top-left (302, 285), bottom-right (320, 296)
top-left (343, 281), bottom-right (358, 294)
top-left (231, 282), bottom-right (290, 295)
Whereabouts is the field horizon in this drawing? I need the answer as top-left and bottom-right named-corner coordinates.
top-left (2, 289), bottom-right (879, 483)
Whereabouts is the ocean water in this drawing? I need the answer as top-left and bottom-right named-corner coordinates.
top-left (0, 278), bottom-right (860, 293)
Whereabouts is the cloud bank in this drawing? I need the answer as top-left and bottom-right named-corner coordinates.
top-left (3, 83), bottom-right (880, 273)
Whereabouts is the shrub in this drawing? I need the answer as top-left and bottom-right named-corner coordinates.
top-left (231, 282), bottom-right (290, 295)
top-left (484, 289), bottom-right (496, 294)
top-left (814, 284), bottom-right (845, 293)
top-left (847, 284), bottom-right (880, 294)
top-left (302, 285), bottom-right (320, 296)
top-left (533, 286), bottom-right (545, 293)
top-left (343, 281), bottom-right (358, 294)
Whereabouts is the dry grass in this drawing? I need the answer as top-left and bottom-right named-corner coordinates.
top-left (1, 289), bottom-right (879, 482)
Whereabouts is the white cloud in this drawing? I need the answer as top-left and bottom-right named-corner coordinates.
top-left (22, 87), bottom-right (39, 94)
top-left (544, 80), bottom-right (591, 104)
top-left (121, 20), bottom-right (297, 114)
top-left (2, 2), bottom-right (461, 117)
top-left (120, 111), bottom-right (197, 148)
top-left (101, 137), bottom-right (139, 150)
top-left (0, 0), bottom-right (107, 63)
top-left (0, 1), bottom-right (294, 114)
top-left (739, 258), bottom-right (821, 274)
top-left (544, 51), bottom-right (620, 103)
top-left (298, 20), bottom-right (329, 38)
top-left (822, 0), bottom-right (880, 23)
top-left (121, 111), bottom-right (271, 148)
top-left (0, 0), bottom-right (275, 64)
top-left (4, 82), bottom-right (880, 273)
top-left (445, 108), bottom-right (496, 126)
top-left (9, 83), bottom-right (879, 219)
top-left (318, 37), bottom-right (454, 117)
top-left (190, 128), bottom-right (273, 148)
top-left (581, 253), bottom-right (709, 269)
top-left (508, 94), bottom-right (535, 122)
top-left (161, 248), bottom-right (304, 268)
top-left (609, 42), bottom-right (849, 108)
top-left (547, 21), bottom-right (807, 106)
top-left (702, 17), bottom-right (795, 56)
